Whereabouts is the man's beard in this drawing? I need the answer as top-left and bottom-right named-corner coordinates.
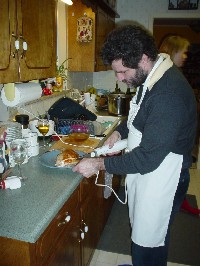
top-left (124, 67), bottom-right (148, 88)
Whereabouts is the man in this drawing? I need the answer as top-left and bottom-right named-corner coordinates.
top-left (72, 25), bottom-right (197, 265)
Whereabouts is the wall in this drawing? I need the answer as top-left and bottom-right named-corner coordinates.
top-left (71, 0), bottom-right (200, 92)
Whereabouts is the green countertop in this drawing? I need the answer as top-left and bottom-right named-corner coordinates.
top-left (0, 152), bottom-right (82, 243)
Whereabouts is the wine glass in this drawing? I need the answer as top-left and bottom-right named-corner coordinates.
top-left (10, 139), bottom-right (27, 181)
top-left (37, 119), bottom-right (50, 147)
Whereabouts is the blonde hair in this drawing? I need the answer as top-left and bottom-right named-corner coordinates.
top-left (159, 35), bottom-right (190, 59)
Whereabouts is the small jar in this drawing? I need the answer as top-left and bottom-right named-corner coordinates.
top-left (15, 114), bottom-right (29, 129)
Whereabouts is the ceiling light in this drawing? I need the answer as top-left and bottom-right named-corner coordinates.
top-left (61, 0), bottom-right (73, 5)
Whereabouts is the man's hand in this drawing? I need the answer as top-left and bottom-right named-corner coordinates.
top-left (72, 157), bottom-right (105, 178)
top-left (104, 131), bottom-right (121, 155)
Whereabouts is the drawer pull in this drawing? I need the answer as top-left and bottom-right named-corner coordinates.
top-left (65, 214), bottom-right (71, 222)
top-left (80, 229), bottom-right (85, 240)
top-left (57, 213), bottom-right (71, 227)
top-left (83, 222), bottom-right (88, 233)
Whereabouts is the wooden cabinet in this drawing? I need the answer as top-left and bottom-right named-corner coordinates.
top-left (36, 187), bottom-right (80, 265)
top-left (67, 0), bottom-right (96, 72)
top-left (67, 0), bottom-right (116, 72)
top-left (95, 7), bottom-right (115, 71)
top-left (80, 175), bottom-right (103, 265)
top-left (0, 0), bottom-right (57, 84)
top-left (0, 173), bottom-right (120, 266)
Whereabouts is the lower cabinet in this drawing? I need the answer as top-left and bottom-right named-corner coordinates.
top-left (46, 214), bottom-right (81, 266)
top-left (80, 174), bottom-right (104, 266)
top-left (0, 172), bottom-right (120, 266)
top-left (36, 187), bottom-right (81, 265)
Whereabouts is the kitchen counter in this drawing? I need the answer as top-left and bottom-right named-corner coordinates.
top-left (0, 153), bottom-right (83, 243)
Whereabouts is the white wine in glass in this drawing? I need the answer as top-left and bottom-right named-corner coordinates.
top-left (37, 119), bottom-right (50, 147)
top-left (10, 139), bottom-right (27, 181)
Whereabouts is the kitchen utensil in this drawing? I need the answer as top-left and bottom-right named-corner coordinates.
top-left (108, 92), bottom-right (132, 116)
top-left (77, 139), bottom-right (128, 159)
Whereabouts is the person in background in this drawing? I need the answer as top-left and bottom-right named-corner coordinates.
top-left (159, 35), bottom-right (200, 216)
top-left (159, 35), bottom-right (189, 68)
top-left (72, 24), bottom-right (197, 265)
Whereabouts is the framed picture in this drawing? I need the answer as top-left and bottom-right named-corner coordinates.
top-left (77, 16), bottom-right (93, 43)
top-left (168, 0), bottom-right (199, 9)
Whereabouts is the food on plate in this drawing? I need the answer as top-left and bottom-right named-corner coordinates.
top-left (55, 149), bottom-right (79, 167)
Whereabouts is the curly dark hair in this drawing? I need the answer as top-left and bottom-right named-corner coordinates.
top-left (101, 25), bottom-right (158, 68)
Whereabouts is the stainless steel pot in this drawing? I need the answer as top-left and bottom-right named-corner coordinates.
top-left (108, 93), bottom-right (132, 116)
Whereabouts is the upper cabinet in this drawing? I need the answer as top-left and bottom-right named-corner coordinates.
top-left (67, 0), bottom-right (119, 72)
top-left (0, 0), bottom-right (57, 84)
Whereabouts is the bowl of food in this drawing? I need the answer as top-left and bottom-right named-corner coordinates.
top-left (68, 124), bottom-right (90, 141)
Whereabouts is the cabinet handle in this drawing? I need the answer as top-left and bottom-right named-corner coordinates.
top-left (80, 229), bottom-right (85, 240)
top-left (11, 32), bottom-right (19, 58)
top-left (57, 212), bottom-right (71, 227)
top-left (82, 221), bottom-right (89, 233)
top-left (65, 214), bottom-right (71, 222)
top-left (19, 35), bottom-right (28, 59)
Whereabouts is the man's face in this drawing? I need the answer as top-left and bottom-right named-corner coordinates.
top-left (111, 59), bottom-right (148, 88)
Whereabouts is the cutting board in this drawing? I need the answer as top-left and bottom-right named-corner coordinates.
top-left (50, 137), bottom-right (101, 153)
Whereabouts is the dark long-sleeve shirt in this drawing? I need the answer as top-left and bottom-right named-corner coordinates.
top-left (104, 65), bottom-right (197, 175)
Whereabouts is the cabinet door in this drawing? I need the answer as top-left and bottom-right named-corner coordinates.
top-left (36, 187), bottom-right (80, 265)
top-left (95, 7), bottom-right (115, 71)
top-left (18, 0), bottom-right (57, 81)
top-left (67, 0), bottom-right (96, 72)
top-left (80, 175), bottom-right (104, 266)
top-left (47, 215), bottom-right (81, 266)
top-left (0, 0), bottom-right (19, 83)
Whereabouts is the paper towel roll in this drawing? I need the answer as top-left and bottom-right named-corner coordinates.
top-left (1, 82), bottom-right (42, 107)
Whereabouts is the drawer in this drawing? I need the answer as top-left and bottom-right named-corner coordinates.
top-left (36, 187), bottom-right (79, 263)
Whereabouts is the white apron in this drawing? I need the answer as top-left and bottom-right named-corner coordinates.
top-left (125, 55), bottom-right (183, 247)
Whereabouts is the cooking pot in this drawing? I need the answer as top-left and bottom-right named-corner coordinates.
top-left (108, 93), bottom-right (132, 116)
